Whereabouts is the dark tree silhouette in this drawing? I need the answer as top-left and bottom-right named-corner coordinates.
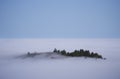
top-left (53, 48), bottom-right (103, 59)
top-left (27, 52), bottom-right (30, 55)
top-left (53, 48), bottom-right (57, 53)
top-left (61, 50), bottom-right (66, 55)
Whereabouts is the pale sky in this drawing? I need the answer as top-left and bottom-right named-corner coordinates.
top-left (0, 0), bottom-right (120, 38)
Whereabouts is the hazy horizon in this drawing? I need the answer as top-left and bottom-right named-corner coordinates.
top-left (0, 38), bottom-right (119, 55)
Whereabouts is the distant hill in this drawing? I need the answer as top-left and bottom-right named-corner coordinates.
top-left (17, 49), bottom-right (105, 60)
top-left (17, 52), bottom-right (66, 59)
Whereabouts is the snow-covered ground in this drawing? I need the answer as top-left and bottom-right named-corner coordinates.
top-left (0, 39), bottom-right (120, 79)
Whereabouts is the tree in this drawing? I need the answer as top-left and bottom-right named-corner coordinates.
top-left (53, 48), bottom-right (57, 53)
top-left (61, 50), bottom-right (66, 55)
top-left (27, 52), bottom-right (30, 55)
top-left (84, 50), bottom-right (90, 57)
top-left (53, 49), bottom-right (103, 59)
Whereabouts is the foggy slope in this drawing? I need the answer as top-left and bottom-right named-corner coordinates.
top-left (16, 52), bottom-right (67, 59)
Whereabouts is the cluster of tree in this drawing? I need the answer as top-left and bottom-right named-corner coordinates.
top-left (53, 48), bottom-right (103, 59)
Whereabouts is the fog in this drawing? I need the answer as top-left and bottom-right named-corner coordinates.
top-left (0, 39), bottom-right (120, 79)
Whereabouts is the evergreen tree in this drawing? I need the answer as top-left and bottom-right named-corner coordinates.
top-left (53, 49), bottom-right (103, 59)
top-left (61, 50), bottom-right (66, 55)
top-left (53, 48), bottom-right (57, 53)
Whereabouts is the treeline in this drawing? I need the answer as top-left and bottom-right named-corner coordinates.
top-left (53, 48), bottom-right (103, 59)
